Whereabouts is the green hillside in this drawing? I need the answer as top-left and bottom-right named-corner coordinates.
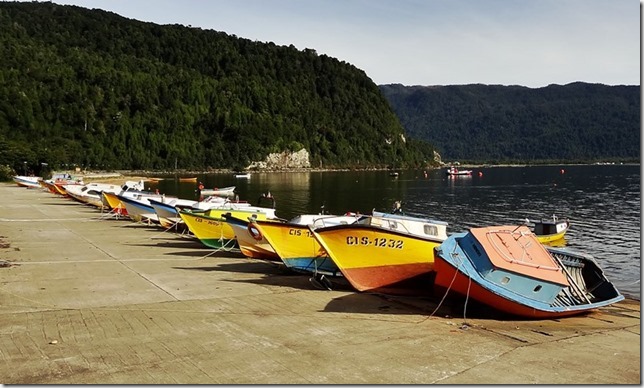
top-left (0, 1), bottom-right (435, 176)
top-left (380, 83), bottom-right (640, 164)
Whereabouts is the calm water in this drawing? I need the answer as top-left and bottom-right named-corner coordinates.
top-left (152, 165), bottom-right (641, 300)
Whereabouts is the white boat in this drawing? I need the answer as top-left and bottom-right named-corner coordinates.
top-left (446, 166), bottom-right (472, 176)
top-left (117, 191), bottom-right (177, 223)
top-left (12, 175), bottom-right (42, 188)
top-left (199, 185), bottom-right (236, 196)
top-left (234, 173), bottom-right (251, 179)
top-left (148, 195), bottom-right (238, 228)
top-left (64, 180), bottom-right (145, 208)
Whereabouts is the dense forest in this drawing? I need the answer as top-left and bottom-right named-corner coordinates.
top-left (380, 83), bottom-right (640, 164)
top-left (0, 1), bottom-right (436, 177)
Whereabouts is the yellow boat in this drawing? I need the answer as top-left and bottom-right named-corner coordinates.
top-left (251, 214), bottom-right (360, 276)
top-left (222, 214), bottom-right (282, 261)
top-left (309, 211), bottom-right (448, 292)
top-left (179, 207), bottom-right (274, 249)
top-left (532, 215), bottom-right (570, 244)
top-left (101, 191), bottom-right (129, 217)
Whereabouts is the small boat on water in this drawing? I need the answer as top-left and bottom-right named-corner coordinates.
top-left (530, 215), bottom-right (570, 244)
top-left (446, 166), bottom-right (472, 176)
top-left (433, 225), bottom-right (624, 319)
top-left (179, 177), bottom-right (198, 182)
top-left (234, 172), bottom-right (251, 179)
top-left (199, 185), bottom-right (236, 197)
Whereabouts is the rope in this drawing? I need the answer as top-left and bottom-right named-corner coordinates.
top-left (426, 244), bottom-right (464, 319)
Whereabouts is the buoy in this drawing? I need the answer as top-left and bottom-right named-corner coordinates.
top-left (560, 169), bottom-right (565, 174)
top-left (478, 171), bottom-right (483, 177)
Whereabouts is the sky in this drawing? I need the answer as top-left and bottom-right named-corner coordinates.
top-left (50, 0), bottom-right (640, 88)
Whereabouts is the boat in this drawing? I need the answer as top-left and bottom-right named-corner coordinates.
top-left (446, 166), bottom-right (472, 176)
top-left (179, 204), bottom-right (277, 249)
top-left (41, 173), bottom-right (84, 196)
top-left (199, 185), bottom-right (236, 197)
top-left (234, 173), bottom-right (251, 179)
top-left (148, 197), bottom-right (219, 229)
top-left (250, 214), bottom-right (361, 276)
top-left (64, 180), bottom-right (145, 208)
top-left (178, 177), bottom-right (198, 182)
top-left (222, 214), bottom-right (282, 261)
top-left (101, 191), bottom-right (129, 218)
top-left (115, 189), bottom-right (180, 223)
top-left (433, 225), bottom-right (624, 319)
top-left (309, 210), bottom-right (449, 292)
top-left (530, 215), bottom-right (570, 244)
top-left (12, 175), bottom-right (42, 188)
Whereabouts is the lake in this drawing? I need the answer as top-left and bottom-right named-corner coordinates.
top-left (151, 164), bottom-right (641, 300)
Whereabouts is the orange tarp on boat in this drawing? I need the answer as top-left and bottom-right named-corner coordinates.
top-left (470, 225), bottom-right (569, 286)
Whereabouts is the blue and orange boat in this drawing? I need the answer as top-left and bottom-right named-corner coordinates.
top-left (433, 225), bottom-right (624, 319)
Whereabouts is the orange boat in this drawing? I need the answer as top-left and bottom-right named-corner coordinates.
top-left (179, 177), bottom-right (198, 182)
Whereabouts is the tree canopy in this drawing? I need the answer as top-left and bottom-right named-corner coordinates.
top-left (0, 1), bottom-right (436, 176)
top-left (380, 83), bottom-right (640, 164)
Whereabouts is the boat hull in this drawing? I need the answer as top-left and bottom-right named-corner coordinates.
top-left (224, 216), bottom-right (280, 261)
top-left (253, 220), bottom-right (341, 275)
top-left (310, 224), bottom-right (441, 292)
top-left (179, 209), bottom-right (272, 249)
top-left (13, 175), bottom-right (42, 188)
top-left (536, 231), bottom-right (567, 244)
top-left (101, 191), bottom-right (129, 216)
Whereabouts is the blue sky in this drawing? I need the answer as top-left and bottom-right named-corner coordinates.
top-left (53, 0), bottom-right (639, 87)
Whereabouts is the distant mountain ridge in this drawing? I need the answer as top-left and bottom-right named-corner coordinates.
top-left (380, 82), bottom-right (640, 163)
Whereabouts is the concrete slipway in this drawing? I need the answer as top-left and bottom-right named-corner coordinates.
top-left (0, 183), bottom-right (639, 384)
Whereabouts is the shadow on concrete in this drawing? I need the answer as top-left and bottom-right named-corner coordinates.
top-left (166, 250), bottom-right (245, 258)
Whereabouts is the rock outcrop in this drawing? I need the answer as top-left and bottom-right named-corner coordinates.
top-left (248, 148), bottom-right (311, 170)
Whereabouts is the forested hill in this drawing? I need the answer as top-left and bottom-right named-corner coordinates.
top-left (0, 2), bottom-right (434, 174)
top-left (380, 83), bottom-right (640, 164)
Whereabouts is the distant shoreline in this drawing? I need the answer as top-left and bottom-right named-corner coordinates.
top-left (52, 162), bottom-right (637, 183)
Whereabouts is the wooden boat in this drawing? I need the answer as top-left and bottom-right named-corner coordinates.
top-left (250, 214), bottom-right (361, 276)
top-left (199, 186), bottom-right (236, 197)
top-left (433, 225), bottom-right (624, 319)
top-left (446, 166), bottom-right (472, 176)
top-left (64, 180), bottom-right (145, 208)
top-left (309, 211), bottom-right (448, 292)
top-left (12, 175), bottom-right (42, 188)
top-left (178, 177), bottom-right (198, 182)
top-left (179, 205), bottom-right (276, 249)
top-left (222, 214), bottom-right (282, 261)
top-left (148, 197), bottom-right (206, 229)
top-left (531, 215), bottom-right (570, 243)
top-left (117, 193), bottom-right (164, 223)
top-left (101, 191), bottom-right (129, 217)
top-left (42, 173), bottom-right (84, 196)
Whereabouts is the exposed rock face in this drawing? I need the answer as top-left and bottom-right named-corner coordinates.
top-left (433, 150), bottom-right (442, 165)
top-left (248, 148), bottom-right (311, 170)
